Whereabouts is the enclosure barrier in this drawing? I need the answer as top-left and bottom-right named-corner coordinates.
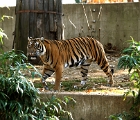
top-left (39, 92), bottom-right (132, 120)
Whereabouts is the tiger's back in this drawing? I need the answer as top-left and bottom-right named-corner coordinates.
top-left (27, 37), bottom-right (114, 90)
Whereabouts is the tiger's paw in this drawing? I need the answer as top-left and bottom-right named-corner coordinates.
top-left (81, 80), bottom-right (87, 86)
top-left (53, 87), bottom-right (60, 92)
top-left (108, 81), bottom-right (114, 87)
top-left (42, 81), bottom-right (49, 90)
top-left (44, 85), bottom-right (49, 90)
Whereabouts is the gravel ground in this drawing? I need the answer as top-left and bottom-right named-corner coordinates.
top-left (33, 53), bottom-right (132, 93)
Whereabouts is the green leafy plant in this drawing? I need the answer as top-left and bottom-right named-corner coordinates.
top-left (0, 7), bottom-right (13, 51)
top-left (37, 95), bottom-right (76, 120)
top-left (0, 50), bottom-right (41, 119)
top-left (118, 37), bottom-right (140, 72)
top-left (109, 111), bottom-right (135, 120)
top-left (0, 11), bottom-right (12, 44)
top-left (109, 37), bottom-right (140, 119)
top-left (0, 50), bottom-right (75, 120)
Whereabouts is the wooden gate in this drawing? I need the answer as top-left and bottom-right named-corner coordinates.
top-left (14, 0), bottom-right (63, 61)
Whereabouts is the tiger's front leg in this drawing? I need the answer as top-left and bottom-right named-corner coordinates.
top-left (54, 65), bottom-right (63, 91)
top-left (42, 65), bottom-right (55, 90)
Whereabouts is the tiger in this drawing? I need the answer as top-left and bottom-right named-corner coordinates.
top-left (27, 37), bottom-right (114, 91)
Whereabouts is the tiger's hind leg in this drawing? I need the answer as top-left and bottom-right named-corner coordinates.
top-left (42, 65), bottom-right (55, 90)
top-left (80, 59), bottom-right (92, 85)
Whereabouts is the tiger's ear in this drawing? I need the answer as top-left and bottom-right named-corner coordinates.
top-left (41, 37), bottom-right (44, 41)
top-left (41, 37), bottom-right (50, 44)
top-left (28, 37), bottom-right (32, 41)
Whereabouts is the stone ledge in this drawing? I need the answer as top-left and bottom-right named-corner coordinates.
top-left (39, 92), bottom-right (132, 120)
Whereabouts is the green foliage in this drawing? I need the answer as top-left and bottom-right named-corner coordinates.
top-left (0, 50), bottom-right (40, 119)
top-left (0, 28), bottom-right (7, 44)
top-left (0, 12), bottom-right (13, 45)
top-left (0, 50), bottom-right (75, 120)
top-left (37, 96), bottom-right (76, 120)
top-left (110, 37), bottom-right (140, 119)
top-left (109, 111), bottom-right (135, 120)
top-left (118, 36), bottom-right (140, 72)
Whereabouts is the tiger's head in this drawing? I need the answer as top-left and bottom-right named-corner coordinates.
top-left (27, 37), bottom-right (46, 56)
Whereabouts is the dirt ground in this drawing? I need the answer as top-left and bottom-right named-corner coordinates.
top-left (33, 52), bottom-right (132, 94)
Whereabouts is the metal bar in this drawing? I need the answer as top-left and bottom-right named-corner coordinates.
top-left (16, 10), bottom-right (63, 15)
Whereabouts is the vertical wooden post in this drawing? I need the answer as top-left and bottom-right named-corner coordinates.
top-left (15, 0), bottom-right (29, 54)
top-left (29, 0), bottom-right (35, 38)
top-left (35, 0), bottom-right (44, 37)
top-left (56, 0), bottom-right (63, 40)
top-left (49, 0), bottom-right (56, 32)
top-left (43, 0), bottom-right (49, 39)
top-left (14, 0), bottom-right (20, 50)
top-left (21, 0), bottom-right (29, 54)
top-left (15, 0), bottom-right (63, 57)
top-left (48, 0), bottom-right (57, 39)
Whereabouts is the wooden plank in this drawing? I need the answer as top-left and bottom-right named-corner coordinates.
top-left (15, 0), bottom-right (21, 50)
top-left (20, 0), bottom-right (29, 54)
top-left (44, 0), bottom-right (50, 39)
top-left (56, 0), bottom-right (63, 40)
top-left (29, 0), bottom-right (35, 38)
top-left (35, 0), bottom-right (43, 37)
top-left (49, 0), bottom-right (56, 33)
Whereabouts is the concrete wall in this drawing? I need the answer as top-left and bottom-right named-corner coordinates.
top-left (62, 3), bottom-right (140, 50)
top-left (40, 92), bottom-right (132, 120)
top-left (0, 3), bottom-right (140, 51)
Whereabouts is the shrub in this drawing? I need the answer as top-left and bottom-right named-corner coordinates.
top-left (0, 50), bottom-right (75, 120)
top-left (0, 50), bottom-right (40, 119)
top-left (109, 37), bottom-right (140, 119)
top-left (37, 95), bottom-right (75, 120)
top-left (0, 7), bottom-right (13, 46)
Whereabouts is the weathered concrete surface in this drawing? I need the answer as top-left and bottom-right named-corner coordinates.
top-left (1, 3), bottom-right (140, 51)
top-left (62, 3), bottom-right (140, 50)
top-left (40, 92), bottom-right (132, 120)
